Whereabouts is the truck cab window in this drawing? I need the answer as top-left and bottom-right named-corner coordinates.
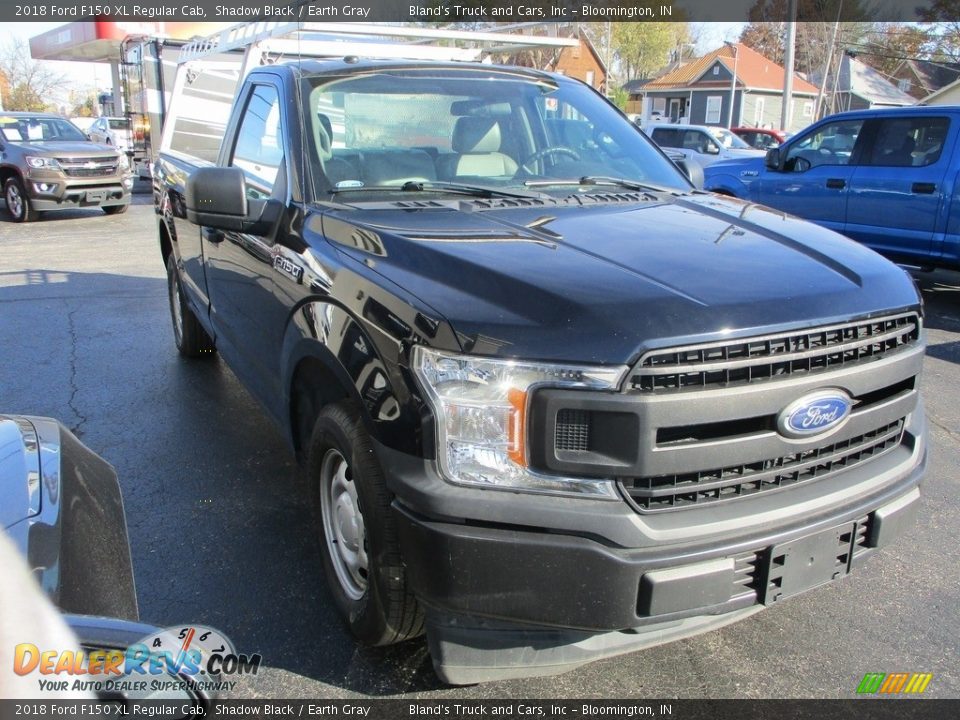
top-left (867, 117), bottom-right (949, 167)
top-left (230, 85), bottom-right (284, 199)
top-left (784, 119), bottom-right (863, 172)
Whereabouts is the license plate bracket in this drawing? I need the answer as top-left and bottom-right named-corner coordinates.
top-left (85, 190), bottom-right (106, 203)
top-left (763, 522), bottom-right (856, 605)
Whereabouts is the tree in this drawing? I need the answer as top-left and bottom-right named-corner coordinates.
top-left (611, 22), bottom-right (691, 81)
top-left (855, 24), bottom-right (933, 77)
top-left (917, 1), bottom-right (960, 62)
top-left (0, 38), bottom-right (66, 112)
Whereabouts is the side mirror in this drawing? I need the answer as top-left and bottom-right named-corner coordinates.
top-left (765, 147), bottom-right (782, 170)
top-left (705, 143), bottom-right (720, 155)
top-left (185, 166), bottom-right (249, 230)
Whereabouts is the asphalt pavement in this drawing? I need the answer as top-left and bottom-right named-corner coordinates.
top-left (1, 194), bottom-right (957, 699)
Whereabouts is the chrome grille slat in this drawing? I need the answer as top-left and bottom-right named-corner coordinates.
top-left (630, 313), bottom-right (920, 392)
top-left (620, 419), bottom-right (905, 512)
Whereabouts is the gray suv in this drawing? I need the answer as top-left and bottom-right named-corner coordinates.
top-left (0, 112), bottom-right (133, 222)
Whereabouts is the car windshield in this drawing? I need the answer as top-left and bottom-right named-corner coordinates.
top-left (0, 115), bottom-right (87, 142)
top-left (108, 119), bottom-right (130, 130)
top-left (302, 69), bottom-right (689, 197)
top-left (708, 127), bottom-right (752, 149)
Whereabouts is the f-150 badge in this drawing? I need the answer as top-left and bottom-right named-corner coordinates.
top-left (273, 254), bottom-right (303, 283)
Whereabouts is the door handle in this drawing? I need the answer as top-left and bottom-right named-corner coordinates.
top-left (825, 178), bottom-right (846, 189)
top-left (202, 227), bottom-right (224, 244)
top-left (911, 182), bottom-right (936, 194)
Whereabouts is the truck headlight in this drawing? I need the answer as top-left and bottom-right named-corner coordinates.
top-left (412, 347), bottom-right (627, 498)
top-left (25, 156), bottom-right (60, 169)
top-left (117, 154), bottom-right (129, 172)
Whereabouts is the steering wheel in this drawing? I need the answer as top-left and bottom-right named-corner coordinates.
top-left (519, 146), bottom-right (580, 174)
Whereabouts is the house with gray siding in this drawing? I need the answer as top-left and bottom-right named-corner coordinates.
top-left (638, 43), bottom-right (819, 133)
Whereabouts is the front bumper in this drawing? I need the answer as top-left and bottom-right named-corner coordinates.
top-left (25, 173), bottom-right (133, 210)
top-left (383, 406), bottom-right (926, 684)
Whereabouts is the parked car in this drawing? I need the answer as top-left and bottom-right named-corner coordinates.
top-left (157, 59), bottom-right (925, 685)
top-left (704, 106), bottom-right (960, 271)
top-left (732, 126), bottom-right (786, 150)
top-left (646, 122), bottom-right (765, 166)
top-left (87, 116), bottom-right (133, 152)
top-left (69, 116), bottom-right (96, 133)
top-left (0, 112), bottom-right (133, 222)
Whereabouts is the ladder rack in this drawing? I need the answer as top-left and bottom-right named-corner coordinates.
top-left (177, 21), bottom-right (579, 66)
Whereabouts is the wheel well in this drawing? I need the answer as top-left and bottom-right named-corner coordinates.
top-left (711, 189), bottom-right (736, 197)
top-left (0, 166), bottom-right (20, 188)
top-left (290, 357), bottom-right (351, 458)
top-left (158, 221), bottom-right (173, 266)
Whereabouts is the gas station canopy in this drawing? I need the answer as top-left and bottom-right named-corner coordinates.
top-left (30, 20), bottom-right (226, 63)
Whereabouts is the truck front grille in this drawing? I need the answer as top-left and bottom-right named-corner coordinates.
top-left (619, 419), bottom-right (904, 512)
top-left (56, 157), bottom-right (118, 178)
top-left (630, 313), bottom-right (919, 392)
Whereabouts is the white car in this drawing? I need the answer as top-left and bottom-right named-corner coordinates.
top-left (645, 123), bottom-right (764, 167)
top-left (87, 116), bottom-right (132, 152)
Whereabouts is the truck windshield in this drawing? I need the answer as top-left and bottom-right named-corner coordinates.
top-left (303, 69), bottom-right (689, 197)
top-left (0, 116), bottom-right (87, 142)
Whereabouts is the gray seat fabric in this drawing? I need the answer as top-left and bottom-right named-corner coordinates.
top-left (438, 117), bottom-right (518, 178)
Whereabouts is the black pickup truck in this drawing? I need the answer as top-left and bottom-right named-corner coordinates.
top-left (155, 60), bottom-right (927, 684)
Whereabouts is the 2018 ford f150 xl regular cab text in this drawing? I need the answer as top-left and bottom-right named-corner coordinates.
top-left (155, 60), bottom-right (927, 684)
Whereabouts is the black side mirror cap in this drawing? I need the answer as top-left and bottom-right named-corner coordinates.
top-left (765, 147), bottom-right (782, 170)
top-left (185, 166), bottom-right (248, 230)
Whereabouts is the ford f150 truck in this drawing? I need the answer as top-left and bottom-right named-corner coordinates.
top-left (704, 106), bottom-right (960, 272)
top-left (0, 112), bottom-right (134, 222)
top-left (155, 60), bottom-right (927, 684)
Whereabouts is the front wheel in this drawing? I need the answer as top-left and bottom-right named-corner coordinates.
top-left (166, 253), bottom-right (215, 358)
top-left (309, 401), bottom-right (423, 645)
top-left (4, 177), bottom-right (38, 223)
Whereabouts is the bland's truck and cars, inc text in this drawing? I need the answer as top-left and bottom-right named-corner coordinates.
top-left (154, 57), bottom-right (926, 684)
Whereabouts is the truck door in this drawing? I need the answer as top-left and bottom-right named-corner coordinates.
top-left (845, 115), bottom-right (953, 264)
top-left (202, 80), bottom-right (298, 419)
top-left (755, 117), bottom-right (866, 234)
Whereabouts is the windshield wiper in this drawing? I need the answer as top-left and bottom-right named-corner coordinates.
top-left (330, 180), bottom-right (547, 201)
top-left (524, 176), bottom-right (681, 195)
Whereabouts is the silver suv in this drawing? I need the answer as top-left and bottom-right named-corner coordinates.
top-left (646, 123), bottom-right (764, 167)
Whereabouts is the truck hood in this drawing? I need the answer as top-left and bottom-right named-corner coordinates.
top-left (721, 148), bottom-right (765, 160)
top-left (324, 193), bottom-right (920, 364)
top-left (13, 141), bottom-right (117, 156)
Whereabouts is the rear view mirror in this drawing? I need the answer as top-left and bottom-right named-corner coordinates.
top-left (765, 147), bottom-right (782, 170)
top-left (185, 166), bottom-right (248, 230)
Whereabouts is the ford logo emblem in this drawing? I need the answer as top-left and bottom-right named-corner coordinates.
top-left (777, 390), bottom-right (852, 439)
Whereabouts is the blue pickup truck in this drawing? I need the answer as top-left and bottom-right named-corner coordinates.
top-left (704, 106), bottom-right (960, 270)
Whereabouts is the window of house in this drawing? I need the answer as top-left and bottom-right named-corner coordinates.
top-left (754, 98), bottom-right (765, 125)
top-left (705, 96), bottom-right (723, 124)
top-left (585, 70), bottom-right (595, 87)
top-left (802, 101), bottom-right (814, 118)
top-left (898, 79), bottom-right (912, 92)
top-left (712, 65), bottom-right (720, 76)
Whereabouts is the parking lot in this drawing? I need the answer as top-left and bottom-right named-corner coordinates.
top-left (1, 193), bottom-right (958, 699)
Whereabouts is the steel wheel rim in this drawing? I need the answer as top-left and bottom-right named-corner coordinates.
top-left (168, 269), bottom-right (184, 346)
top-left (6, 184), bottom-right (23, 219)
top-left (319, 448), bottom-right (368, 600)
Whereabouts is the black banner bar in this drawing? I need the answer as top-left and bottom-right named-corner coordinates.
top-left (0, 0), bottom-right (947, 24)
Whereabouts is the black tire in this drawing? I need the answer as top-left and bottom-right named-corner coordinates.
top-left (4, 177), bottom-right (38, 223)
top-left (308, 400), bottom-right (423, 646)
top-left (103, 204), bottom-right (129, 215)
top-left (166, 253), bottom-right (215, 358)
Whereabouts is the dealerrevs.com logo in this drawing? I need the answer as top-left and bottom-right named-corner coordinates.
top-left (13, 625), bottom-right (261, 695)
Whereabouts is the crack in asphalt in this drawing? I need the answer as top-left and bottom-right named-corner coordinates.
top-left (65, 306), bottom-right (88, 438)
top-left (928, 414), bottom-right (960, 442)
